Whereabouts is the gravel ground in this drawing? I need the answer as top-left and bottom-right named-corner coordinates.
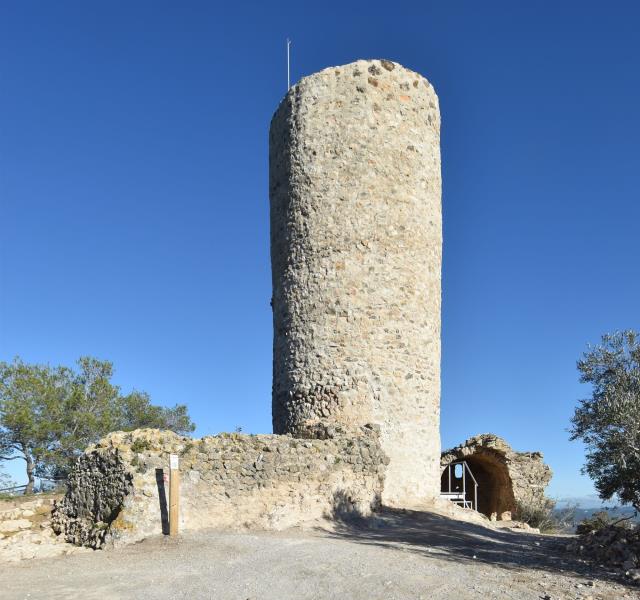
top-left (1, 509), bottom-right (638, 600)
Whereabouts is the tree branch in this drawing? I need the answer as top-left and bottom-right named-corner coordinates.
top-left (612, 512), bottom-right (638, 526)
top-left (0, 455), bottom-right (26, 461)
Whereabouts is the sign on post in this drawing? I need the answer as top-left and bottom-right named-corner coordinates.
top-left (169, 454), bottom-right (179, 536)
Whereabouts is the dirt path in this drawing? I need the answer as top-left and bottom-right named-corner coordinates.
top-left (1, 509), bottom-right (638, 600)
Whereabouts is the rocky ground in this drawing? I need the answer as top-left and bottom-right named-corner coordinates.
top-left (0, 507), bottom-right (638, 600)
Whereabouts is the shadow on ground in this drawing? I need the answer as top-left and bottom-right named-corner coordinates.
top-left (324, 506), bottom-right (628, 586)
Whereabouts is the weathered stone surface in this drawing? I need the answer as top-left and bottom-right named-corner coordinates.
top-left (0, 495), bottom-right (91, 562)
top-left (270, 59), bottom-right (442, 507)
top-left (441, 434), bottom-right (552, 518)
top-left (51, 448), bottom-right (133, 548)
top-left (53, 427), bottom-right (387, 548)
top-left (0, 528), bottom-right (88, 562)
top-left (0, 519), bottom-right (32, 533)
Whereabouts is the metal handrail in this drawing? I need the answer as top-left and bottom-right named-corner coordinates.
top-left (0, 484), bottom-right (28, 495)
top-left (442, 460), bottom-right (479, 511)
top-left (0, 478), bottom-right (66, 496)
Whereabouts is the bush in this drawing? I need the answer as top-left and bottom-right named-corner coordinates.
top-left (552, 502), bottom-right (580, 533)
top-left (576, 511), bottom-right (612, 535)
top-left (514, 498), bottom-right (558, 532)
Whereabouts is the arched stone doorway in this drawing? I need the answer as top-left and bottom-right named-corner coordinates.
top-left (460, 454), bottom-right (513, 517)
top-left (441, 434), bottom-right (550, 519)
top-left (440, 454), bottom-right (515, 517)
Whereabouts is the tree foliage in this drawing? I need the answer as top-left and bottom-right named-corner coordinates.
top-left (0, 467), bottom-right (15, 492)
top-left (0, 357), bottom-right (195, 492)
top-left (570, 331), bottom-right (640, 512)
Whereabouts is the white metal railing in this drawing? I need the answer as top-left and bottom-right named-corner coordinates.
top-left (441, 460), bottom-right (478, 511)
top-left (0, 478), bottom-right (66, 497)
top-left (0, 484), bottom-right (28, 496)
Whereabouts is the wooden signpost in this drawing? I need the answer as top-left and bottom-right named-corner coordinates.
top-left (169, 454), bottom-right (180, 536)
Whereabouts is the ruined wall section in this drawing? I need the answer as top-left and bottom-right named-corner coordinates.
top-left (270, 59), bottom-right (442, 507)
top-left (51, 449), bottom-right (132, 547)
top-left (53, 428), bottom-right (387, 548)
top-left (441, 434), bottom-right (552, 518)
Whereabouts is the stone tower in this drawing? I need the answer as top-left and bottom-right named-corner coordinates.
top-left (269, 59), bottom-right (442, 507)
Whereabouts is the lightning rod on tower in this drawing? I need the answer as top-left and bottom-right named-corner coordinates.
top-left (287, 38), bottom-right (291, 90)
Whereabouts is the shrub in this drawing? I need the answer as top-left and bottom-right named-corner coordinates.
top-left (514, 498), bottom-right (557, 532)
top-left (576, 511), bottom-right (612, 535)
top-left (130, 438), bottom-right (152, 453)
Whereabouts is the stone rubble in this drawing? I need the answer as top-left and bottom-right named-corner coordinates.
top-left (566, 522), bottom-right (640, 585)
top-left (0, 497), bottom-right (90, 562)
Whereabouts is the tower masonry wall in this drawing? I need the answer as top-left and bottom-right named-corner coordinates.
top-left (270, 59), bottom-right (442, 506)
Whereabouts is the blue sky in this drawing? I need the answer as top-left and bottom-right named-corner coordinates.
top-left (1, 1), bottom-right (638, 502)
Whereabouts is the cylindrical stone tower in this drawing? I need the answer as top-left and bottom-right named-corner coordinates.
top-left (269, 59), bottom-right (442, 507)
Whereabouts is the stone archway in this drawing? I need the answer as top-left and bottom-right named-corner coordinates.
top-left (440, 452), bottom-right (515, 517)
top-left (464, 453), bottom-right (514, 517)
top-left (441, 434), bottom-right (552, 520)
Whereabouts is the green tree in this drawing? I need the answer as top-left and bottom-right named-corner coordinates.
top-left (0, 357), bottom-right (195, 492)
top-left (570, 331), bottom-right (640, 512)
top-left (0, 359), bottom-right (70, 493)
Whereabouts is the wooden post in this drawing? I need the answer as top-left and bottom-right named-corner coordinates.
top-left (169, 454), bottom-right (179, 536)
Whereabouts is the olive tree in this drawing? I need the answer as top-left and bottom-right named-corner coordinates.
top-left (570, 331), bottom-right (640, 512)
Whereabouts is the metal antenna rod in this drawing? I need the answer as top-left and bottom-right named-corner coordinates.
top-left (287, 38), bottom-right (291, 90)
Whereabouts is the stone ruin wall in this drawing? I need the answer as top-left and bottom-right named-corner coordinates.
top-left (270, 59), bottom-right (442, 507)
top-left (52, 427), bottom-right (387, 548)
top-left (441, 434), bottom-right (552, 520)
